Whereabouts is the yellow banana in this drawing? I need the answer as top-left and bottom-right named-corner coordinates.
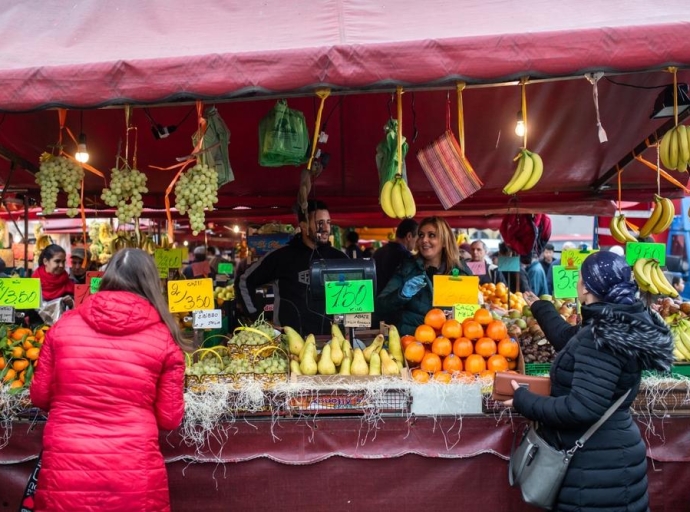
top-left (398, 179), bottom-right (416, 218)
top-left (673, 346), bottom-right (687, 361)
top-left (503, 151), bottom-right (533, 195)
top-left (676, 328), bottom-right (690, 356)
top-left (616, 215), bottom-right (638, 243)
top-left (653, 197), bottom-right (675, 234)
top-left (380, 179), bottom-right (397, 218)
top-left (609, 216), bottom-right (626, 244)
top-left (678, 125), bottom-right (690, 168)
top-left (632, 258), bottom-right (652, 289)
top-left (641, 259), bottom-right (660, 294)
top-left (669, 126), bottom-right (680, 169)
top-left (651, 262), bottom-right (678, 297)
top-left (390, 179), bottom-right (406, 219)
top-left (521, 151), bottom-right (543, 191)
top-left (638, 196), bottom-right (663, 239)
top-left (660, 131), bottom-right (672, 169)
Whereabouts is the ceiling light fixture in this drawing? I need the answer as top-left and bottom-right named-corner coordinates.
top-left (515, 111), bottom-right (526, 137)
top-left (75, 111), bottom-right (90, 163)
top-left (651, 83), bottom-right (690, 119)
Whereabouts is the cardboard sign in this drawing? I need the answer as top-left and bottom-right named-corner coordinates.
top-left (625, 242), bottom-right (666, 266)
top-left (453, 303), bottom-right (481, 322)
top-left (193, 309), bottom-right (222, 329)
top-left (89, 277), bottom-right (102, 294)
top-left (466, 261), bottom-right (487, 276)
top-left (344, 313), bottom-right (372, 328)
top-left (74, 284), bottom-right (90, 308)
top-left (155, 249), bottom-right (183, 271)
top-left (561, 249), bottom-right (598, 269)
top-left (167, 278), bottom-right (214, 313)
top-left (325, 279), bottom-right (374, 314)
top-left (497, 256), bottom-right (520, 272)
top-left (0, 278), bottom-right (41, 309)
top-left (0, 306), bottom-right (15, 323)
top-left (552, 265), bottom-right (579, 299)
top-left (432, 275), bottom-right (479, 307)
top-left (217, 262), bottom-right (234, 274)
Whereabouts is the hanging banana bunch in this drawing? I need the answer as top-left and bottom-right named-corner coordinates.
top-left (632, 258), bottom-right (678, 297)
top-left (380, 175), bottom-right (416, 219)
top-left (609, 215), bottom-right (638, 244)
top-left (638, 195), bottom-right (676, 238)
top-left (659, 124), bottom-right (690, 172)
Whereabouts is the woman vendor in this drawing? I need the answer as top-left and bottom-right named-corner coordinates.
top-left (33, 244), bottom-right (75, 306)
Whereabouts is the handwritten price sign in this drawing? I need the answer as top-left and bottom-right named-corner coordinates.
top-left (625, 242), bottom-right (666, 266)
top-left (561, 249), bottom-right (598, 269)
top-left (453, 303), bottom-right (481, 322)
top-left (155, 249), bottom-right (183, 272)
top-left (0, 278), bottom-right (41, 309)
top-left (552, 265), bottom-right (579, 299)
top-left (167, 278), bottom-right (214, 313)
top-left (466, 261), bottom-right (487, 276)
top-left (324, 280), bottom-right (374, 315)
top-left (89, 277), bottom-right (102, 295)
top-left (433, 275), bottom-right (479, 307)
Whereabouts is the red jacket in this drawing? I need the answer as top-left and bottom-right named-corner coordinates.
top-left (30, 290), bottom-right (185, 512)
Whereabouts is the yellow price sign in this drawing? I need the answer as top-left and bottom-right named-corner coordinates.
top-left (0, 278), bottom-right (41, 309)
top-left (167, 278), bottom-right (214, 313)
top-left (432, 275), bottom-right (479, 307)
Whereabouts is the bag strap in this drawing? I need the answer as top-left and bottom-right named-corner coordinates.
top-left (567, 389), bottom-right (631, 455)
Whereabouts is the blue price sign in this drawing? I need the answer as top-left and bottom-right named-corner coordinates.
top-left (497, 256), bottom-right (520, 272)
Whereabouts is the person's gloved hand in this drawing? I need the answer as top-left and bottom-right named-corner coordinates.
top-left (401, 275), bottom-right (426, 298)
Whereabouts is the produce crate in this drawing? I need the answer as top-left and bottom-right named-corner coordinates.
top-left (672, 363), bottom-right (690, 377)
top-left (524, 363), bottom-right (552, 376)
top-left (632, 381), bottom-right (690, 416)
top-left (185, 372), bottom-right (288, 392)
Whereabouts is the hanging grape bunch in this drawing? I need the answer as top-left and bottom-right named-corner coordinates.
top-left (174, 163), bottom-right (219, 235)
top-left (35, 154), bottom-right (85, 217)
top-left (101, 165), bottom-right (148, 223)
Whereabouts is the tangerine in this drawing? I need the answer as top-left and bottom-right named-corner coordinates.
top-left (433, 370), bottom-right (452, 384)
top-left (9, 380), bottom-right (23, 390)
top-left (401, 335), bottom-right (417, 351)
top-left (2, 368), bottom-right (16, 383)
top-left (12, 359), bottom-right (29, 372)
top-left (461, 320), bottom-right (484, 340)
top-left (420, 352), bottom-right (442, 373)
top-left (474, 337), bottom-right (497, 358)
top-left (10, 346), bottom-right (24, 359)
top-left (497, 338), bottom-right (520, 360)
top-left (487, 354), bottom-right (509, 373)
top-left (473, 308), bottom-right (493, 326)
top-left (442, 353), bottom-right (463, 372)
top-left (26, 347), bottom-right (41, 361)
top-left (464, 354), bottom-right (487, 374)
top-left (441, 319), bottom-right (462, 339)
top-left (415, 324), bottom-right (436, 344)
top-left (404, 342), bottom-right (426, 364)
top-left (424, 308), bottom-right (447, 330)
top-left (452, 337), bottom-right (474, 358)
top-left (485, 320), bottom-right (508, 341)
top-left (508, 359), bottom-right (518, 370)
top-left (431, 336), bottom-right (452, 357)
top-left (411, 369), bottom-right (431, 383)
top-left (0, 356), bottom-right (5, 370)
top-left (9, 328), bottom-right (32, 341)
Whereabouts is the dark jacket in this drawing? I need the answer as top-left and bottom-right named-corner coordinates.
top-left (526, 260), bottom-right (549, 296)
top-left (372, 241), bottom-right (413, 296)
top-left (513, 300), bottom-right (673, 512)
top-left (238, 235), bottom-right (348, 336)
top-left (476, 261), bottom-right (507, 286)
top-left (375, 257), bottom-right (471, 336)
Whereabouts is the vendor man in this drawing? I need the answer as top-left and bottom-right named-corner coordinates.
top-left (239, 200), bottom-right (348, 336)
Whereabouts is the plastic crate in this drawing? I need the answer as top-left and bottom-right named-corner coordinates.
top-left (672, 364), bottom-right (690, 377)
top-left (524, 363), bottom-right (552, 376)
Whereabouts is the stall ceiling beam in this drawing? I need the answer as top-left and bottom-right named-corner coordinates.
top-left (0, 145), bottom-right (38, 175)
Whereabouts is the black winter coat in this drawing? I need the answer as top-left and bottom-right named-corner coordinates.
top-left (513, 300), bottom-right (674, 512)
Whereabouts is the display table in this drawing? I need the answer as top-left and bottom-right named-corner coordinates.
top-left (1, 414), bottom-right (689, 511)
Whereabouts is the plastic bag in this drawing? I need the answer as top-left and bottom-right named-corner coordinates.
top-left (259, 100), bottom-right (310, 167)
top-left (37, 297), bottom-right (67, 326)
top-left (195, 106), bottom-right (234, 186)
top-left (376, 119), bottom-right (408, 193)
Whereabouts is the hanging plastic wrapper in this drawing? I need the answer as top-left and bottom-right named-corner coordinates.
top-left (376, 118), bottom-right (408, 194)
top-left (193, 106), bottom-right (234, 186)
top-left (258, 100), bottom-right (310, 167)
top-left (585, 72), bottom-right (608, 143)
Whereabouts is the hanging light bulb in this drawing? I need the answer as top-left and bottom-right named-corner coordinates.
top-left (75, 133), bottom-right (89, 163)
top-left (514, 111), bottom-right (526, 137)
top-left (233, 225), bottom-right (240, 233)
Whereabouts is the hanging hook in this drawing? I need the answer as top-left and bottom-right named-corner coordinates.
top-left (410, 92), bottom-right (418, 143)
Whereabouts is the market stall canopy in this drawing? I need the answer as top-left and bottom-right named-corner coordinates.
top-left (0, 0), bottom-right (689, 227)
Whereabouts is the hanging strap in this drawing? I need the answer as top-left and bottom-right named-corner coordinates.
top-left (567, 389), bottom-right (632, 455)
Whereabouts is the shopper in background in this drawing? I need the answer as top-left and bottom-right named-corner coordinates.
top-left (499, 242), bottom-right (532, 294)
top-left (459, 242), bottom-right (472, 261)
top-left (376, 217), bottom-right (471, 336)
top-left (68, 248), bottom-right (99, 285)
top-left (33, 244), bottom-right (74, 305)
top-left (30, 248), bottom-right (187, 512)
top-left (470, 240), bottom-right (507, 286)
top-left (506, 251), bottom-right (673, 511)
top-left (522, 252), bottom-right (548, 297)
top-left (183, 246), bottom-right (214, 279)
top-left (373, 218), bottom-right (419, 294)
top-left (344, 230), bottom-right (364, 259)
top-left (539, 243), bottom-right (559, 294)
top-left (672, 276), bottom-right (685, 296)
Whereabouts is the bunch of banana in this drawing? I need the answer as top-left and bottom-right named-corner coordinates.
top-left (502, 149), bottom-right (544, 195)
top-left (380, 175), bottom-right (416, 219)
top-left (633, 258), bottom-right (678, 297)
top-left (609, 215), bottom-right (639, 244)
top-left (139, 236), bottom-right (157, 255)
top-left (98, 222), bottom-right (115, 245)
top-left (660, 125), bottom-right (690, 172)
top-left (638, 195), bottom-right (676, 238)
top-left (667, 315), bottom-right (690, 361)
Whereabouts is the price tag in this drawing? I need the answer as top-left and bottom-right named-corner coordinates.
top-left (90, 277), bottom-right (102, 294)
top-left (159, 268), bottom-right (168, 279)
top-left (155, 249), bottom-right (183, 271)
top-left (453, 303), bottom-right (481, 322)
top-left (625, 242), bottom-right (666, 266)
top-left (344, 313), bottom-right (372, 328)
top-left (561, 249), bottom-right (598, 269)
top-left (86, 271), bottom-right (104, 284)
top-left (0, 278), bottom-right (41, 309)
top-left (466, 261), bottom-right (487, 276)
top-left (433, 275), bottom-right (479, 307)
top-left (553, 265), bottom-right (579, 299)
top-left (0, 306), bottom-right (15, 323)
top-left (217, 262), bottom-right (234, 274)
top-left (74, 284), bottom-right (90, 309)
top-left (324, 279), bottom-right (374, 314)
top-left (497, 256), bottom-right (520, 272)
top-left (167, 278), bottom-right (214, 313)
top-left (180, 246), bottom-right (189, 263)
top-left (192, 309), bottom-right (222, 329)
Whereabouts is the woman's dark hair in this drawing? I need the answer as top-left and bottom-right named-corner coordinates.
top-left (38, 244), bottom-right (66, 267)
top-left (99, 248), bottom-right (188, 349)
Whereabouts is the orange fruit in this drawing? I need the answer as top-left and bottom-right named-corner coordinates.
top-left (420, 353), bottom-right (442, 373)
top-left (487, 354), bottom-right (509, 373)
top-left (0, 356), bottom-right (5, 370)
top-left (433, 370), bottom-right (452, 384)
top-left (404, 342), bottom-right (426, 364)
top-left (452, 337), bottom-right (474, 358)
top-left (9, 328), bottom-right (32, 341)
top-left (474, 337), bottom-right (497, 358)
top-left (2, 368), bottom-right (16, 383)
top-left (10, 346), bottom-right (24, 359)
top-left (26, 347), bottom-right (41, 361)
top-left (464, 354), bottom-right (487, 374)
top-left (461, 320), bottom-right (484, 340)
top-left (478, 369), bottom-right (496, 379)
top-left (411, 369), bottom-right (431, 383)
top-left (22, 337), bottom-right (37, 351)
top-left (18, 370), bottom-right (26, 383)
top-left (441, 319), bottom-right (462, 339)
top-left (12, 359), bottom-right (29, 372)
top-left (442, 353), bottom-right (463, 373)
top-left (473, 308), bottom-right (493, 326)
top-left (415, 324), bottom-right (436, 344)
top-left (9, 380), bottom-right (23, 390)
top-left (498, 338), bottom-right (520, 360)
top-left (400, 335), bottom-right (417, 351)
top-left (431, 337), bottom-right (452, 357)
top-left (485, 320), bottom-right (508, 341)
top-left (424, 308), bottom-right (447, 330)
top-left (508, 359), bottom-right (518, 370)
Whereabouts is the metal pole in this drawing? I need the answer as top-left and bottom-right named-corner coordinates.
top-left (23, 194), bottom-right (29, 275)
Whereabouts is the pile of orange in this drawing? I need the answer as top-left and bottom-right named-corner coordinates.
top-left (480, 282), bottom-right (527, 311)
top-left (404, 308), bottom-right (521, 384)
top-left (1, 325), bottom-right (48, 391)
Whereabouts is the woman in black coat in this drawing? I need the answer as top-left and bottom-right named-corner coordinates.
top-left (503, 251), bottom-right (673, 512)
